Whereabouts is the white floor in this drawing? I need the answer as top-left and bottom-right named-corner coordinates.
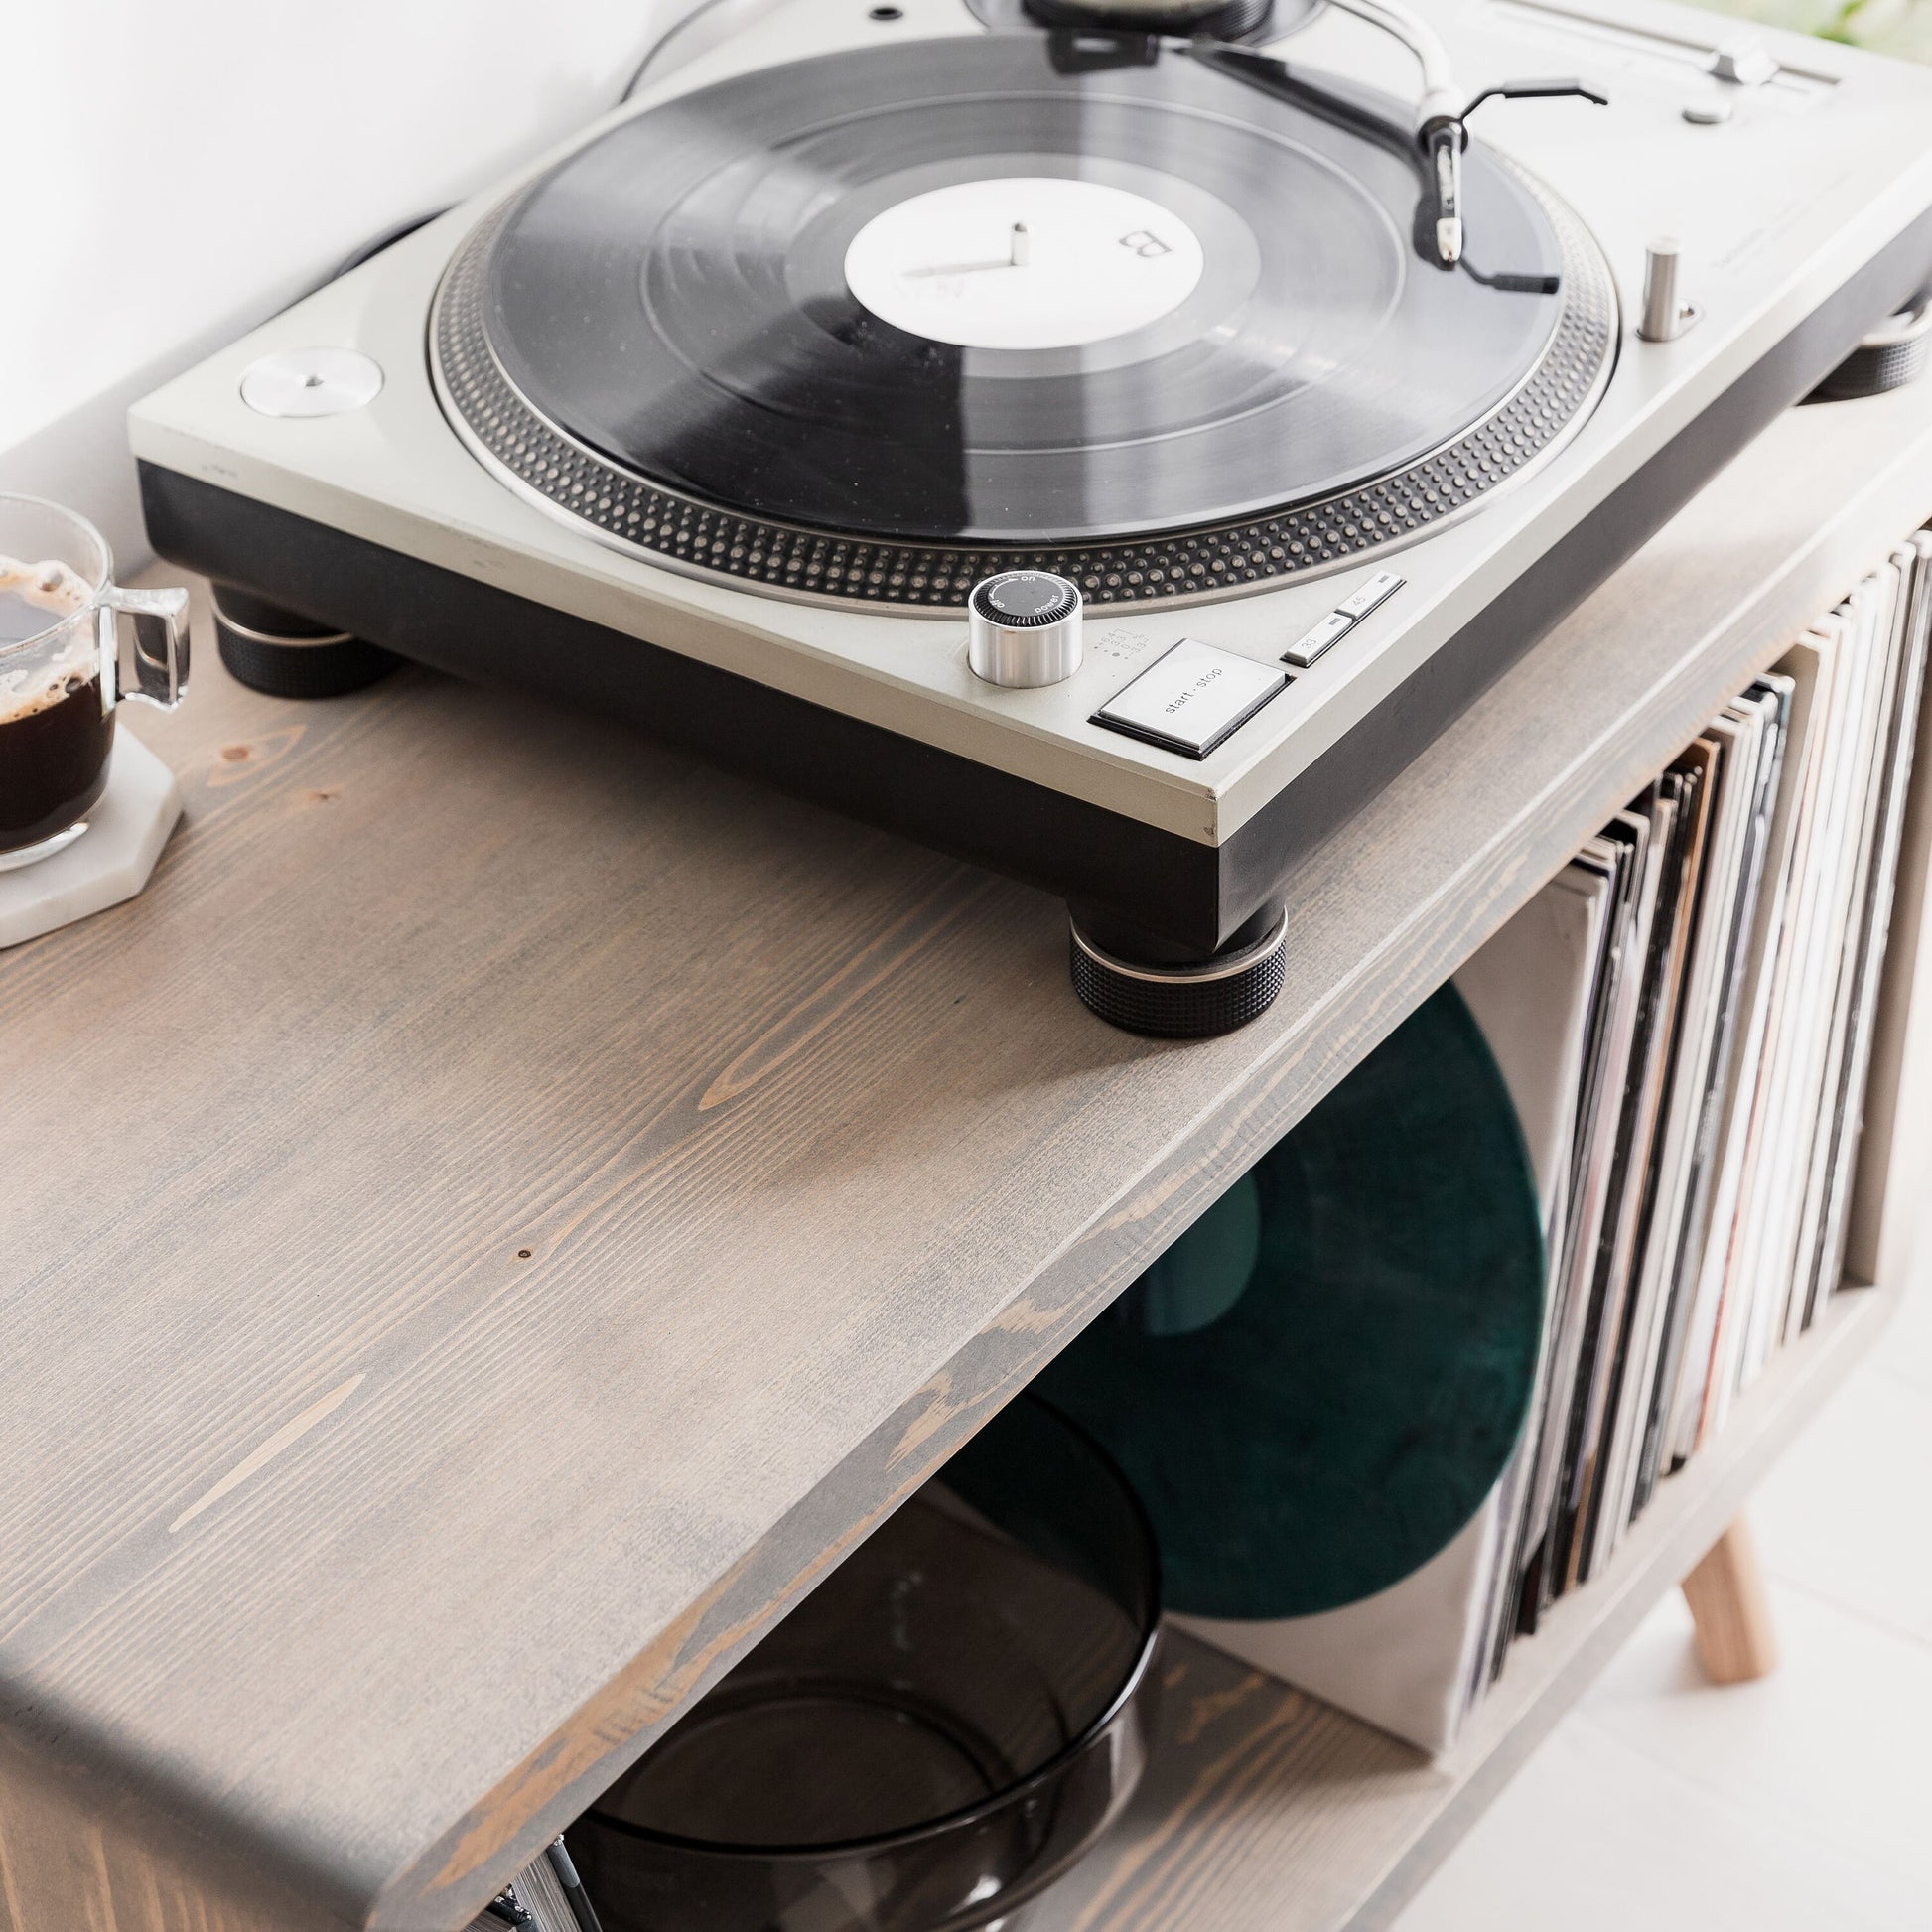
top-left (1391, 1272), bottom-right (1932, 1932)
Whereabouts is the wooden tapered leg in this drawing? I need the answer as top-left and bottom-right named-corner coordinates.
top-left (1680, 1512), bottom-right (1780, 1683)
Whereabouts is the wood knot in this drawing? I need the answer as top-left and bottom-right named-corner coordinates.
top-left (207, 723), bottom-right (306, 788)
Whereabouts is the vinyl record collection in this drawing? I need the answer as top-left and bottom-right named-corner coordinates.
top-left (467, 1839), bottom-right (600, 1932)
top-left (1465, 528), bottom-right (1932, 1697)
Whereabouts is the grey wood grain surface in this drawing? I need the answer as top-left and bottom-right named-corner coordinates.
top-left (5, 382), bottom-right (1932, 1932)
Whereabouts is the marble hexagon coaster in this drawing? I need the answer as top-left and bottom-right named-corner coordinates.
top-left (0, 733), bottom-right (183, 948)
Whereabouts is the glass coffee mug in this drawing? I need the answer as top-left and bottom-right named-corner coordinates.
top-left (0, 495), bottom-right (189, 871)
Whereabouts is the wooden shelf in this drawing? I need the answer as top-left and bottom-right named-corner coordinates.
top-left (4, 378), bottom-right (1932, 1932)
top-left (1028, 1284), bottom-right (1897, 1932)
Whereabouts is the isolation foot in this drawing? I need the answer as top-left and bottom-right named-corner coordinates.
top-left (1068, 903), bottom-right (1287, 1037)
top-left (211, 586), bottom-right (400, 700)
top-left (1811, 285), bottom-right (1932, 401)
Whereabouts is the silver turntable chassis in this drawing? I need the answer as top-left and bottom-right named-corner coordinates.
top-left (139, 201), bottom-right (1932, 1035)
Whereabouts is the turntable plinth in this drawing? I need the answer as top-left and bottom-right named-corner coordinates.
top-left (6, 380), bottom-right (1932, 1932)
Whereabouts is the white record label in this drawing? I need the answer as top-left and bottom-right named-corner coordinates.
top-left (844, 177), bottom-right (1205, 351)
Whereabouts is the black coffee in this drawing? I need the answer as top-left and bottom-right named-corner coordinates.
top-left (0, 556), bottom-right (114, 853)
top-left (0, 673), bottom-right (115, 851)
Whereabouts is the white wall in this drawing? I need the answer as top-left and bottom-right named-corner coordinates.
top-left (4, 0), bottom-right (683, 570)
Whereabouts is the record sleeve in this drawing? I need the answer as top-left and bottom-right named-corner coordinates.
top-left (1788, 562), bottom-right (1914, 1337)
top-left (1511, 835), bottom-right (1625, 1628)
top-left (1618, 743), bottom-right (1718, 1519)
top-left (1545, 811), bottom-right (1651, 1601)
top-left (1037, 984), bottom-right (1543, 1626)
top-left (1827, 537), bottom-right (1932, 1297)
top-left (1657, 679), bottom-right (1797, 1469)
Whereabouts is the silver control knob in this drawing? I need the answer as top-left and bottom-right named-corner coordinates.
top-left (968, 571), bottom-right (1084, 688)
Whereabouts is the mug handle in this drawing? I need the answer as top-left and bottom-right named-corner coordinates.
top-left (100, 585), bottom-right (191, 711)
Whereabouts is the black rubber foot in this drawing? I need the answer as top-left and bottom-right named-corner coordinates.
top-left (1811, 287), bottom-right (1932, 402)
top-left (1069, 908), bottom-right (1288, 1036)
top-left (211, 586), bottom-right (400, 700)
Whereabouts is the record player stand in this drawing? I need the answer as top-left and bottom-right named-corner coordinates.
top-left (5, 385), bottom-right (1932, 1932)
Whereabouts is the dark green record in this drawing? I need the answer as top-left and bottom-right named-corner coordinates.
top-left (1036, 984), bottom-right (1544, 1620)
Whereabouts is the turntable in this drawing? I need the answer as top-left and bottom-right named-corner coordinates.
top-left (130, 0), bottom-right (1932, 1034)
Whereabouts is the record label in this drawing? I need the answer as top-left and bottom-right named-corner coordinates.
top-left (843, 176), bottom-right (1206, 351)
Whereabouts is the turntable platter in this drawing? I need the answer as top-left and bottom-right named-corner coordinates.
top-left (433, 33), bottom-right (1615, 606)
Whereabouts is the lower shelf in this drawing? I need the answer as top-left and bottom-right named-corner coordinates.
top-left (1024, 1282), bottom-right (1895, 1932)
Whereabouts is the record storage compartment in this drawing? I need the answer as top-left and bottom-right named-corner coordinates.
top-left (1011, 417), bottom-right (1932, 1932)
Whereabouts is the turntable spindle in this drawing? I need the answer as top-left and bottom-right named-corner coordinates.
top-left (1011, 221), bottom-right (1031, 268)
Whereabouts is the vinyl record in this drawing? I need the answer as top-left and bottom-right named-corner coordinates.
top-left (434, 32), bottom-right (1617, 605)
top-left (1035, 983), bottom-right (1544, 1620)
